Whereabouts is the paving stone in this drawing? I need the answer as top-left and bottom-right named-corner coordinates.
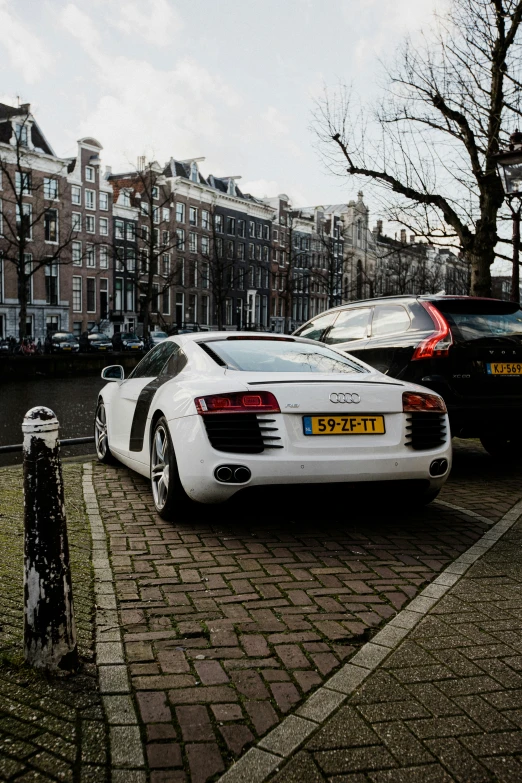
top-left (175, 706), bottom-right (214, 742)
top-left (270, 751), bottom-right (326, 783)
top-left (185, 742), bottom-right (224, 783)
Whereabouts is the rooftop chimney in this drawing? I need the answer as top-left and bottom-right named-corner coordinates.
top-left (410, 234), bottom-right (415, 244)
top-left (137, 155), bottom-right (145, 172)
top-left (400, 229), bottom-right (407, 244)
top-left (376, 219), bottom-right (383, 235)
top-left (20, 103), bottom-right (30, 114)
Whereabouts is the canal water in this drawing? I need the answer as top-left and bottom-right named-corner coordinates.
top-left (0, 375), bottom-right (105, 466)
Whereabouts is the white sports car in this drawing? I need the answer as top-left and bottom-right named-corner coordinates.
top-left (95, 332), bottom-right (451, 519)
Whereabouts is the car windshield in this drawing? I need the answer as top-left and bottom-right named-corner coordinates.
top-left (120, 333), bottom-right (138, 340)
top-left (201, 338), bottom-right (366, 374)
top-left (153, 332), bottom-right (168, 338)
top-left (53, 333), bottom-right (76, 342)
top-left (91, 333), bottom-right (109, 341)
top-left (435, 301), bottom-right (522, 342)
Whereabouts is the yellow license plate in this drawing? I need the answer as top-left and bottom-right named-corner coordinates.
top-left (487, 362), bottom-right (522, 375)
top-left (303, 415), bottom-right (385, 435)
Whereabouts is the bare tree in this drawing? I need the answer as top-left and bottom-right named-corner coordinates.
top-left (112, 161), bottom-right (183, 338)
top-left (311, 219), bottom-right (344, 309)
top-left (275, 212), bottom-right (312, 332)
top-left (313, 0), bottom-right (522, 297)
top-left (0, 115), bottom-right (78, 338)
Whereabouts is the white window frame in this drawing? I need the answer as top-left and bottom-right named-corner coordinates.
top-left (71, 185), bottom-right (81, 205)
top-left (86, 244), bottom-right (95, 267)
top-left (85, 214), bottom-right (95, 234)
top-left (72, 240), bottom-right (82, 266)
top-left (85, 189), bottom-right (96, 210)
top-left (99, 192), bottom-right (109, 211)
top-left (85, 166), bottom-right (95, 182)
top-left (100, 245), bottom-right (108, 269)
top-left (72, 212), bottom-right (82, 232)
top-left (99, 217), bottom-right (109, 236)
top-left (72, 276), bottom-right (82, 312)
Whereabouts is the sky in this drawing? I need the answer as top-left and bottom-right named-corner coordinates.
top-left (0, 0), bottom-right (441, 214)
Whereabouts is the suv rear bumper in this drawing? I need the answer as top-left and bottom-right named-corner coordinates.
top-left (448, 404), bottom-right (522, 437)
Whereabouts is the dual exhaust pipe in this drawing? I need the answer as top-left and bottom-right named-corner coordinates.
top-left (214, 465), bottom-right (252, 484)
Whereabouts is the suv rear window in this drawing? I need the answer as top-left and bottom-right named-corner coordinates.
top-left (434, 300), bottom-right (522, 342)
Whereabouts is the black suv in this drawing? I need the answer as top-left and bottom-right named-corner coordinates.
top-left (294, 295), bottom-right (522, 457)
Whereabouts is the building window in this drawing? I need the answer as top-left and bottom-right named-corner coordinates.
top-left (256, 245), bottom-right (262, 262)
top-left (15, 171), bottom-right (31, 195)
top-left (238, 268), bottom-right (245, 290)
top-left (126, 222), bottom-right (135, 241)
top-left (153, 207), bottom-right (159, 224)
top-left (175, 202), bottom-right (185, 223)
top-left (15, 123), bottom-right (28, 146)
top-left (85, 166), bottom-right (95, 182)
top-left (238, 220), bottom-right (245, 238)
top-left (162, 288), bottom-right (170, 315)
top-left (72, 240), bottom-right (82, 266)
top-left (100, 245), bottom-right (108, 269)
top-left (237, 243), bottom-right (245, 260)
top-left (162, 207), bottom-right (169, 221)
top-left (176, 228), bottom-right (185, 251)
top-left (189, 232), bottom-right (197, 253)
top-left (226, 240), bottom-right (234, 259)
top-left (85, 189), bottom-right (96, 210)
top-left (73, 276), bottom-right (82, 312)
top-left (249, 243), bottom-right (255, 260)
top-left (201, 262), bottom-right (209, 289)
top-left (99, 192), bottom-right (108, 210)
top-left (99, 217), bottom-right (109, 236)
top-left (216, 238), bottom-right (223, 258)
top-left (100, 278), bottom-right (109, 318)
top-left (87, 278), bottom-right (96, 312)
top-left (121, 191), bottom-right (131, 207)
top-left (189, 207), bottom-right (198, 226)
top-left (44, 209), bottom-right (58, 242)
top-left (202, 210), bottom-right (210, 230)
top-left (152, 186), bottom-right (159, 200)
top-left (86, 244), bottom-right (95, 267)
top-left (227, 217), bottom-right (236, 235)
top-left (153, 228), bottom-right (160, 247)
top-left (249, 221), bottom-right (255, 237)
top-left (71, 186), bottom-right (81, 205)
top-left (126, 248), bottom-right (135, 271)
top-left (263, 245), bottom-right (269, 263)
top-left (72, 212), bottom-right (82, 232)
top-left (190, 162), bottom-right (198, 182)
top-left (201, 236), bottom-right (209, 255)
top-left (225, 298), bottom-right (233, 326)
top-left (45, 262), bottom-right (58, 305)
top-left (263, 225), bottom-right (269, 241)
top-left (201, 295), bottom-right (209, 325)
top-left (162, 229), bottom-right (169, 245)
top-left (126, 280), bottom-right (134, 312)
top-left (256, 223), bottom-right (262, 239)
top-left (85, 215), bottom-right (95, 234)
top-left (44, 178), bottom-right (58, 200)
top-left (162, 254), bottom-right (170, 276)
top-left (189, 293), bottom-right (197, 322)
top-left (141, 201), bottom-right (149, 216)
top-left (115, 277), bottom-right (123, 311)
top-left (215, 214), bottom-right (223, 233)
top-left (16, 203), bottom-right (32, 239)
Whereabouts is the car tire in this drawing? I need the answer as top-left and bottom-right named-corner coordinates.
top-left (150, 417), bottom-right (192, 520)
top-left (94, 400), bottom-right (116, 464)
top-left (480, 434), bottom-right (521, 459)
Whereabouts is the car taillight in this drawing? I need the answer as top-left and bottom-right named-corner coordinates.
top-left (403, 391), bottom-right (447, 413)
top-left (195, 391), bottom-right (280, 414)
top-left (412, 301), bottom-right (453, 360)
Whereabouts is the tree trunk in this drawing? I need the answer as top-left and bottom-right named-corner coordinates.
top-left (468, 239), bottom-right (495, 296)
top-left (18, 271), bottom-right (28, 340)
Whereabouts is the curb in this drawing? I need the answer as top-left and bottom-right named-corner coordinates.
top-left (217, 497), bottom-right (522, 783)
top-left (83, 462), bottom-right (146, 783)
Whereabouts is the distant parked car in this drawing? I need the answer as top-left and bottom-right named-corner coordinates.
top-left (112, 331), bottom-right (144, 352)
top-left (80, 332), bottom-right (113, 353)
top-left (45, 332), bottom-right (80, 354)
top-left (150, 331), bottom-right (168, 346)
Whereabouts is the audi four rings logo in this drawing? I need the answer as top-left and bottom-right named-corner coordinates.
top-left (329, 392), bottom-right (361, 404)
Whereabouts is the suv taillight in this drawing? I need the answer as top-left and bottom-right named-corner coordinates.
top-left (412, 301), bottom-right (453, 361)
top-left (195, 391), bottom-right (280, 414)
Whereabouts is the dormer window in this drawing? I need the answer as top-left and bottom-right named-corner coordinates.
top-left (85, 166), bottom-right (95, 182)
top-left (120, 190), bottom-right (131, 207)
top-left (152, 186), bottom-right (159, 200)
top-left (15, 123), bottom-right (28, 147)
top-left (227, 179), bottom-right (235, 196)
top-left (190, 162), bottom-right (198, 183)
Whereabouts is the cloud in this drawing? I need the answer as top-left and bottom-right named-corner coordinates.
top-left (106, 0), bottom-right (183, 48)
top-left (0, 0), bottom-right (54, 84)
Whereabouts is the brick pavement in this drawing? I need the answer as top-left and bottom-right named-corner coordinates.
top-left (90, 439), bottom-right (522, 782)
top-left (267, 494), bottom-right (522, 782)
top-left (0, 464), bottom-right (110, 782)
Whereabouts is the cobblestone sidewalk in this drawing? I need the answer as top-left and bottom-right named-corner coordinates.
top-left (90, 440), bottom-right (521, 782)
top-left (266, 500), bottom-right (522, 782)
top-left (0, 464), bottom-right (110, 782)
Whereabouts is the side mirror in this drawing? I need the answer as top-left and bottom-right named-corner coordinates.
top-left (101, 365), bottom-right (124, 382)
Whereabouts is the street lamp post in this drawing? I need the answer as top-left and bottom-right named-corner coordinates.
top-left (495, 130), bottom-right (522, 305)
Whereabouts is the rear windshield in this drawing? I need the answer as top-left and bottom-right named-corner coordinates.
top-left (202, 339), bottom-right (366, 374)
top-left (53, 333), bottom-right (76, 342)
top-left (435, 301), bottom-right (522, 342)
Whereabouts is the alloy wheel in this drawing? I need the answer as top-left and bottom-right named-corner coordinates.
top-left (95, 402), bottom-right (108, 460)
top-left (151, 425), bottom-right (170, 511)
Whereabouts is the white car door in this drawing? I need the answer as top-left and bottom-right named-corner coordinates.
top-left (110, 342), bottom-right (179, 456)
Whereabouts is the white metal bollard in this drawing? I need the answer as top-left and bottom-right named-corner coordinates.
top-left (22, 406), bottom-right (78, 670)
